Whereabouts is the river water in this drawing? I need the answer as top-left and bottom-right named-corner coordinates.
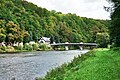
top-left (0, 50), bottom-right (89, 80)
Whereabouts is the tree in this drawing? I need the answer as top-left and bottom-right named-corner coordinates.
top-left (90, 26), bottom-right (100, 42)
top-left (0, 25), bottom-right (6, 43)
top-left (107, 0), bottom-right (120, 47)
top-left (0, 33), bottom-right (6, 42)
top-left (96, 33), bottom-right (109, 48)
top-left (5, 21), bottom-right (29, 45)
top-left (0, 0), bottom-right (109, 44)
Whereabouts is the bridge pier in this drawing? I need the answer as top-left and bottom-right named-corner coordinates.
top-left (79, 46), bottom-right (83, 50)
top-left (65, 46), bottom-right (69, 50)
top-left (65, 42), bottom-right (69, 50)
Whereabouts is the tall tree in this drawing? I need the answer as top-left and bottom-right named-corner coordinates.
top-left (107, 0), bottom-right (120, 46)
top-left (5, 21), bottom-right (29, 45)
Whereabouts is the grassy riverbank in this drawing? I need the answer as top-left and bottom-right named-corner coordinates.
top-left (37, 48), bottom-right (120, 80)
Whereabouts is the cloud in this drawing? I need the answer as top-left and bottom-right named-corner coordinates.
top-left (83, 0), bottom-right (101, 3)
top-left (26, 0), bottom-right (110, 19)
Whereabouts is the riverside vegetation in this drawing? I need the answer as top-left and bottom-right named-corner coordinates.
top-left (0, 43), bottom-right (51, 53)
top-left (37, 48), bottom-right (120, 80)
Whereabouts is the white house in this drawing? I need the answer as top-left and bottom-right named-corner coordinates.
top-left (0, 42), bottom-right (6, 46)
top-left (39, 37), bottom-right (50, 45)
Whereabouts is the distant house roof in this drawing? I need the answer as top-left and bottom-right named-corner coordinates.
top-left (0, 42), bottom-right (6, 46)
top-left (40, 37), bottom-right (50, 42)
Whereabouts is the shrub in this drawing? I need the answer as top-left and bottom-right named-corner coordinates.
top-left (6, 46), bottom-right (15, 52)
top-left (17, 45), bottom-right (23, 50)
top-left (96, 33), bottom-right (109, 48)
top-left (24, 43), bottom-right (33, 51)
top-left (32, 43), bottom-right (39, 50)
top-left (111, 47), bottom-right (120, 51)
top-left (0, 46), bottom-right (6, 51)
top-left (0, 49), bottom-right (4, 52)
top-left (39, 44), bottom-right (48, 51)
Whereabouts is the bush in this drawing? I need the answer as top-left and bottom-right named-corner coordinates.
top-left (96, 33), bottom-right (109, 48)
top-left (0, 49), bottom-right (4, 52)
top-left (0, 46), bottom-right (6, 51)
top-left (32, 43), bottom-right (39, 50)
top-left (111, 47), bottom-right (120, 51)
top-left (39, 44), bottom-right (48, 51)
top-left (17, 45), bottom-right (23, 50)
top-left (24, 43), bottom-right (33, 51)
top-left (6, 46), bottom-right (15, 52)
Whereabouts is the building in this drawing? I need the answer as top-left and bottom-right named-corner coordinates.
top-left (39, 37), bottom-right (50, 45)
top-left (0, 42), bottom-right (5, 46)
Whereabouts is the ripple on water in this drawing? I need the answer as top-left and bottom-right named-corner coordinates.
top-left (0, 50), bottom-right (89, 80)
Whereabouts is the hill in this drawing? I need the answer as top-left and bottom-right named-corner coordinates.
top-left (0, 0), bottom-right (110, 44)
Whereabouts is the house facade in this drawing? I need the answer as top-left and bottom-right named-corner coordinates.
top-left (39, 37), bottom-right (50, 46)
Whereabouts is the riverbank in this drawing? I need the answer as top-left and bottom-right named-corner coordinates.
top-left (0, 43), bottom-right (52, 53)
top-left (38, 48), bottom-right (120, 80)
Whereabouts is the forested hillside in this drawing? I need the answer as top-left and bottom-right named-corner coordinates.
top-left (0, 0), bottom-right (110, 44)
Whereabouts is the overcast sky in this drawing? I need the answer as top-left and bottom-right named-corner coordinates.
top-left (26, 0), bottom-right (110, 20)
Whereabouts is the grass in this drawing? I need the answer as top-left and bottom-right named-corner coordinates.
top-left (37, 48), bottom-right (120, 80)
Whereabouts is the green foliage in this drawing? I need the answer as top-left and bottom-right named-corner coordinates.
top-left (0, 49), bottom-right (4, 52)
top-left (0, 46), bottom-right (6, 51)
top-left (107, 0), bottom-right (120, 47)
top-left (32, 43), bottom-right (39, 50)
top-left (110, 47), bottom-right (120, 51)
top-left (24, 43), bottom-right (33, 51)
top-left (0, 33), bottom-right (6, 42)
top-left (17, 44), bottom-right (23, 50)
top-left (38, 49), bottom-right (120, 80)
top-left (5, 46), bottom-right (15, 52)
top-left (0, 28), bottom-right (6, 42)
top-left (5, 21), bottom-right (29, 44)
top-left (39, 44), bottom-right (48, 51)
top-left (0, 0), bottom-right (109, 44)
top-left (96, 33), bottom-right (110, 48)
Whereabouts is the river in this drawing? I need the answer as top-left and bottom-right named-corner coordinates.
top-left (0, 50), bottom-right (89, 80)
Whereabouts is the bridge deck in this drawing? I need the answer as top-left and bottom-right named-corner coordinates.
top-left (51, 43), bottom-right (97, 46)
